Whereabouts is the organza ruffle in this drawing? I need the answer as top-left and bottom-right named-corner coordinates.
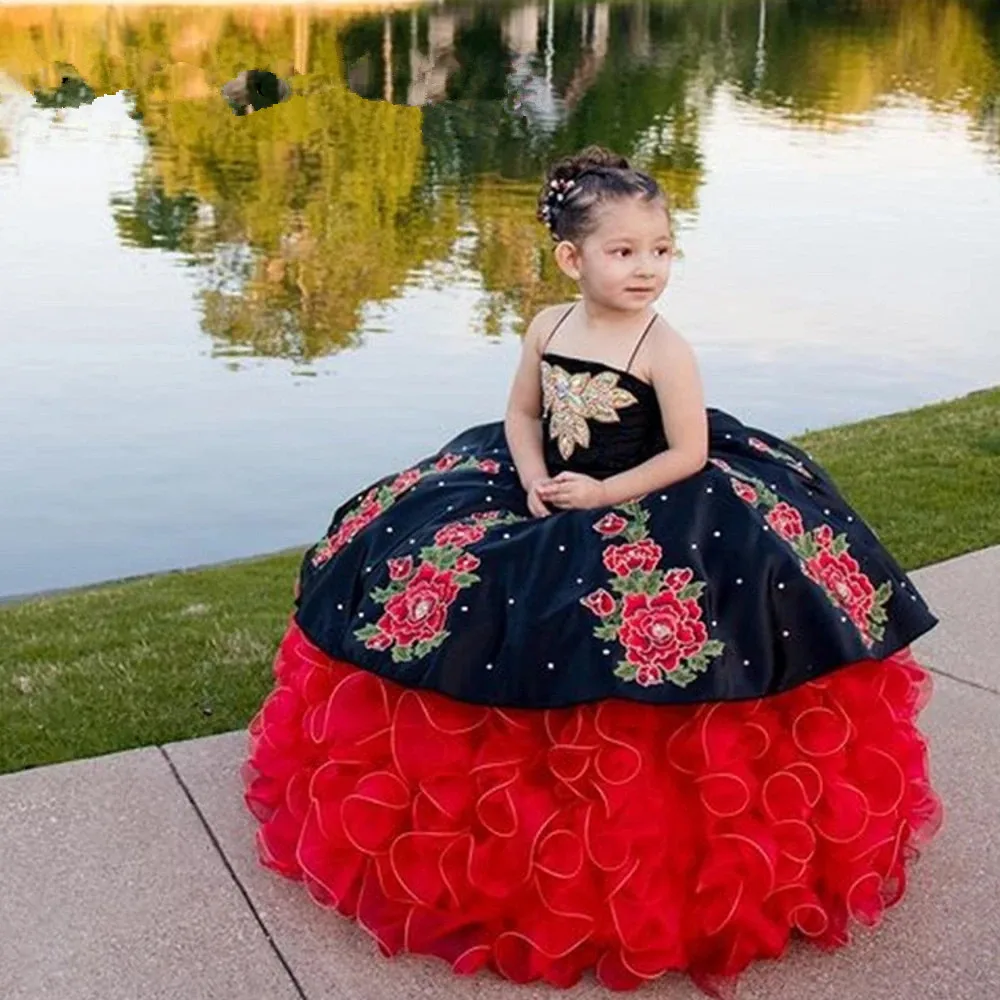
top-left (243, 619), bottom-right (942, 995)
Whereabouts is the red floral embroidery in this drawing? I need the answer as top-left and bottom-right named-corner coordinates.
top-left (663, 568), bottom-right (694, 591)
top-left (804, 549), bottom-right (877, 640)
top-left (602, 540), bottom-right (662, 577)
top-left (387, 556), bottom-right (413, 580)
top-left (355, 509), bottom-right (526, 663)
top-left (390, 468), bottom-right (421, 494)
top-left (815, 525), bottom-right (834, 549)
top-left (767, 502), bottom-right (805, 540)
top-left (594, 512), bottom-right (628, 537)
top-left (310, 452), bottom-right (489, 569)
top-left (478, 459), bottom-right (501, 474)
top-left (581, 588), bottom-right (615, 617)
top-left (725, 469), bottom-right (891, 647)
top-left (310, 496), bottom-right (384, 567)
top-left (363, 630), bottom-right (393, 652)
top-left (635, 664), bottom-right (663, 687)
top-left (746, 435), bottom-right (813, 479)
top-left (581, 502), bottom-right (724, 689)
top-left (378, 564), bottom-right (460, 648)
top-left (434, 453), bottom-right (463, 471)
top-left (454, 552), bottom-right (481, 573)
top-left (619, 589), bottom-right (709, 676)
top-left (434, 523), bottom-right (487, 547)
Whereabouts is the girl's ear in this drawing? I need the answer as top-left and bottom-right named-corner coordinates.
top-left (553, 240), bottom-right (582, 281)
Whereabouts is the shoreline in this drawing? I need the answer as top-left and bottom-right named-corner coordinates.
top-left (3, 384), bottom-right (998, 611)
top-left (1, 383), bottom-right (996, 776)
top-left (0, 546), bottom-right (306, 609)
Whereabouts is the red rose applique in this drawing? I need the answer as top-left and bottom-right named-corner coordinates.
top-left (581, 502), bottom-right (725, 689)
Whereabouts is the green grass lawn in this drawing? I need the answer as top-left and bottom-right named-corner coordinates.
top-left (2, 385), bottom-right (998, 777)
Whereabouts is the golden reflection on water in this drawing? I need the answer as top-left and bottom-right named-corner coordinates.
top-left (0, 0), bottom-right (997, 361)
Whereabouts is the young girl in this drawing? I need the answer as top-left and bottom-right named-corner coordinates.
top-left (244, 146), bottom-right (942, 995)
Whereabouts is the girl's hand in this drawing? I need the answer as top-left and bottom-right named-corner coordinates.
top-left (536, 471), bottom-right (607, 510)
top-left (525, 476), bottom-right (553, 518)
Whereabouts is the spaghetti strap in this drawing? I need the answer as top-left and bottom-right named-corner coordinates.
top-left (542, 302), bottom-right (577, 352)
top-left (625, 312), bottom-right (658, 373)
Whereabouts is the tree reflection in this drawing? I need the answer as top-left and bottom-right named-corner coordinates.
top-left (31, 64), bottom-right (96, 108)
top-left (0, 0), bottom-right (996, 360)
top-left (112, 170), bottom-right (201, 252)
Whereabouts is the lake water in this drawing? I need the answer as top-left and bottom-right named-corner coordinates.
top-left (1, 0), bottom-right (999, 598)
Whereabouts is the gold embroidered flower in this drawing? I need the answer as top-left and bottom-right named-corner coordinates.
top-left (540, 361), bottom-right (638, 460)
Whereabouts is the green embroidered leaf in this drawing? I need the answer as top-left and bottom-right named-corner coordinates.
top-left (594, 623), bottom-right (619, 641)
top-left (623, 525), bottom-right (645, 543)
top-left (677, 581), bottom-right (706, 602)
top-left (831, 533), bottom-right (850, 556)
top-left (452, 572), bottom-right (480, 587)
top-left (608, 576), bottom-right (630, 595)
top-left (412, 640), bottom-right (431, 658)
top-left (665, 663), bottom-right (699, 688)
top-left (758, 488), bottom-right (779, 508)
top-left (875, 581), bottom-right (893, 603)
top-left (701, 639), bottom-right (726, 658)
top-left (354, 623), bottom-right (382, 641)
top-left (616, 572), bottom-right (646, 596)
top-left (869, 622), bottom-right (886, 642)
top-left (638, 571), bottom-right (663, 596)
top-left (370, 584), bottom-right (402, 603)
top-left (391, 644), bottom-right (415, 663)
top-left (870, 606), bottom-right (888, 624)
top-left (800, 534), bottom-right (821, 559)
top-left (436, 546), bottom-right (461, 569)
top-left (614, 661), bottom-right (637, 681)
top-left (376, 485), bottom-right (395, 507)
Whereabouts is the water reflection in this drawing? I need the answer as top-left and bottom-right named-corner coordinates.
top-left (220, 68), bottom-right (293, 116)
top-left (0, 0), bottom-right (999, 596)
top-left (0, 0), bottom-right (997, 364)
top-left (31, 63), bottom-right (97, 109)
top-left (1, 0), bottom-right (998, 367)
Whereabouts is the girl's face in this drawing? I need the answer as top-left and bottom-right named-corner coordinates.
top-left (562, 195), bottom-right (673, 313)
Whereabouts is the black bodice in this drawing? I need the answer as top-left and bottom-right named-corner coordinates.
top-left (540, 352), bottom-right (668, 480)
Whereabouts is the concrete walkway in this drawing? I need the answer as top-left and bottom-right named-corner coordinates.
top-left (2, 547), bottom-right (999, 1000)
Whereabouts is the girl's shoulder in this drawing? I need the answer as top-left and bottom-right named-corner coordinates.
top-left (635, 314), bottom-right (697, 384)
top-left (524, 302), bottom-right (576, 356)
top-left (648, 313), bottom-right (696, 356)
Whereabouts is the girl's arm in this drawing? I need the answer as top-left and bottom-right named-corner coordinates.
top-left (504, 306), bottom-right (564, 491)
top-left (599, 324), bottom-right (709, 506)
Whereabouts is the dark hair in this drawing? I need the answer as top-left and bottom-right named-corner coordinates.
top-left (246, 70), bottom-right (285, 107)
top-left (536, 145), bottom-right (668, 244)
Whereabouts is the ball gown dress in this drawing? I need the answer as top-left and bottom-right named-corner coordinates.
top-left (243, 304), bottom-right (942, 994)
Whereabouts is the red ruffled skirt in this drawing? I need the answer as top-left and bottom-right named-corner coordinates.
top-left (243, 619), bottom-right (942, 995)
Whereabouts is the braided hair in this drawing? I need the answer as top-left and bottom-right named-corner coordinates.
top-left (536, 145), bottom-right (668, 245)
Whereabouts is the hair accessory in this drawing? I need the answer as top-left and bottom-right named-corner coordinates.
top-left (540, 177), bottom-right (577, 237)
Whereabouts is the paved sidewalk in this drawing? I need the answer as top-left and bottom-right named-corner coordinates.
top-left (2, 547), bottom-right (999, 1000)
